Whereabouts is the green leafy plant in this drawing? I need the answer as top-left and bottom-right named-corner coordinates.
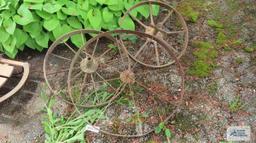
top-left (0, 0), bottom-right (159, 58)
top-left (228, 96), bottom-right (243, 112)
top-left (207, 19), bottom-right (223, 29)
top-left (42, 98), bottom-right (104, 143)
top-left (155, 122), bottom-right (173, 142)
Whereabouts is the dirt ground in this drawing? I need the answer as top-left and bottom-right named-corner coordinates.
top-left (0, 0), bottom-right (255, 143)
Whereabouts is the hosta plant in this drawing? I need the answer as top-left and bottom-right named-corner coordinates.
top-left (0, 0), bottom-right (159, 58)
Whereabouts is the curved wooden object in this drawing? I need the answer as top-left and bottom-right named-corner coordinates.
top-left (0, 58), bottom-right (29, 103)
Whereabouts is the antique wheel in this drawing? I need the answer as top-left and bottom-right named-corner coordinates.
top-left (68, 30), bottom-right (185, 138)
top-left (43, 30), bottom-right (100, 96)
top-left (120, 0), bottom-right (189, 68)
top-left (67, 31), bottom-right (130, 108)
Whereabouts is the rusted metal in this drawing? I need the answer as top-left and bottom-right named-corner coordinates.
top-left (0, 58), bottom-right (30, 103)
top-left (66, 30), bottom-right (185, 137)
top-left (43, 30), bottom-right (101, 95)
top-left (120, 0), bottom-right (189, 68)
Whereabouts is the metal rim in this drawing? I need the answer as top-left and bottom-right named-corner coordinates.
top-left (120, 0), bottom-right (189, 68)
top-left (43, 29), bottom-right (101, 95)
top-left (67, 32), bottom-right (130, 109)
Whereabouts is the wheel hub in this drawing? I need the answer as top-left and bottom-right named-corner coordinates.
top-left (120, 70), bottom-right (135, 84)
top-left (145, 26), bottom-right (157, 36)
top-left (80, 57), bottom-right (99, 73)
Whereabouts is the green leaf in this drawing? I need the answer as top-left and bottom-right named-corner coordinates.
top-left (159, 122), bottom-right (165, 129)
top-left (96, 0), bottom-right (106, 5)
top-left (13, 28), bottom-right (28, 48)
top-left (67, 17), bottom-right (82, 29)
top-left (25, 37), bottom-right (44, 51)
top-left (24, 3), bottom-right (43, 10)
top-left (78, 0), bottom-right (89, 11)
top-left (152, 4), bottom-right (160, 16)
top-left (35, 32), bottom-right (49, 48)
top-left (52, 24), bottom-right (73, 39)
top-left (124, 1), bottom-right (137, 17)
top-left (1, 9), bottom-right (16, 19)
top-left (106, 0), bottom-right (118, 5)
top-left (89, 0), bottom-right (97, 6)
top-left (136, 5), bottom-right (149, 18)
top-left (24, 0), bottom-right (45, 3)
top-left (108, 0), bottom-right (124, 11)
top-left (119, 16), bottom-right (135, 30)
top-left (87, 8), bottom-right (102, 29)
top-left (3, 19), bottom-right (16, 35)
top-left (13, 4), bottom-right (34, 25)
top-left (23, 22), bottom-right (42, 38)
top-left (71, 34), bottom-right (86, 48)
top-left (43, 3), bottom-right (62, 13)
top-left (62, 2), bottom-right (79, 16)
top-left (3, 37), bottom-right (17, 58)
top-left (155, 126), bottom-right (162, 134)
top-left (102, 8), bottom-right (113, 23)
top-left (57, 10), bottom-right (67, 20)
top-left (43, 17), bottom-right (60, 31)
top-left (35, 10), bottom-right (52, 19)
top-left (0, 27), bottom-right (10, 43)
top-left (165, 129), bottom-right (172, 138)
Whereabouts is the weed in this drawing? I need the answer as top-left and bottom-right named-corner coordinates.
top-left (228, 96), bottom-right (243, 112)
top-left (235, 57), bottom-right (243, 64)
top-left (155, 122), bottom-right (173, 142)
top-left (216, 31), bottom-right (227, 45)
top-left (244, 45), bottom-right (255, 53)
top-left (207, 81), bottom-right (218, 96)
top-left (207, 19), bottom-right (223, 29)
top-left (176, 0), bottom-right (205, 23)
top-left (188, 41), bottom-right (218, 77)
top-left (42, 98), bottom-right (104, 143)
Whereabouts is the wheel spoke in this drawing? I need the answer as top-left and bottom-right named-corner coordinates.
top-left (156, 29), bottom-right (185, 35)
top-left (92, 38), bottom-right (99, 56)
top-left (134, 80), bottom-right (165, 98)
top-left (78, 73), bottom-right (88, 100)
top-left (149, 2), bottom-right (155, 26)
top-left (130, 14), bottom-right (148, 29)
top-left (64, 42), bottom-right (77, 54)
top-left (71, 71), bottom-right (83, 82)
top-left (81, 77), bottom-right (121, 88)
top-left (118, 38), bottom-right (131, 70)
top-left (90, 73), bottom-right (98, 96)
top-left (153, 41), bottom-right (160, 66)
top-left (158, 10), bottom-right (174, 27)
top-left (101, 62), bottom-right (121, 74)
top-left (81, 32), bottom-right (85, 46)
top-left (134, 39), bottom-right (150, 58)
top-left (95, 71), bottom-right (116, 91)
top-left (47, 66), bottom-right (80, 75)
top-left (99, 48), bottom-right (112, 58)
top-left (51, 53), bottom-right (72, 61)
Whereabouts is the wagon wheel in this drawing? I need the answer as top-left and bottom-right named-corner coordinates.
top-left (120, 0), bottom-right (189, 68)
top-left (43, 30), bottom-right (100, 99)
top-left (67, 32), bottom-right (131, 109)
top-left (68, 30), bottom-right (185, 138)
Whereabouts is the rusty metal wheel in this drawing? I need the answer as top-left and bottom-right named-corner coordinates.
top-left (68, 30), bottom-right (185, 138)
top-left (43, 30), bottom-right (100, 96)
top-left (120, 0), bottom-right (189, 68)
top-left (67, 31), bottom-right (130, 109)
